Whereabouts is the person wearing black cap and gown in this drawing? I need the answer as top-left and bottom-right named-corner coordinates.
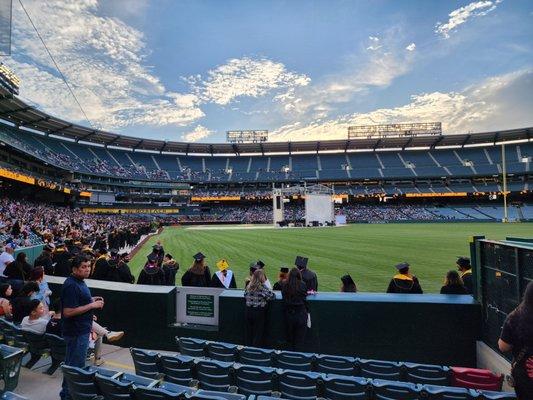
top-left (273, 267), bottom-right (289, 291)
top-left (295, 256), bottom-right (318, 292)
top-left (456, 257), bottom-right (473, 294)
top-left (52, 241), bottom-right (71, 277)
top-left (92, 248), bottom-right (110, 281)
top-left (340, 274), bottom-right (357, 292)
top-left (181, 252), bottom-right (211, 287)
top-left (281, 267), bottom-right (309, 351)
top-left (150, 242), bottom-right (165, 268)
top-left (386, 262), bottom-right (423, 294)
top-left (137, 253), bottom-right (165, 285)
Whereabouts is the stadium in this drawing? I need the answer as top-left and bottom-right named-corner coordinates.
top-left (0, 1), bottom-right (531, 400)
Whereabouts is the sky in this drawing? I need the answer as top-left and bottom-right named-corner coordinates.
top-left (2, 0), bottom-right (532, 143)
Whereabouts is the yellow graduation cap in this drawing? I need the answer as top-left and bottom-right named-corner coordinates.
top-left (216, 259), bottom-right (229, 271)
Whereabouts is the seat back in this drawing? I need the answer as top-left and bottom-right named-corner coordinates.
top-left (357, 358), bottom-right (402, 381)
top-left (132, 386), bottom-right (182, 400)
top-left (130, 348), bottom-right (161, 379)
top-left (322, 374), bottom-right (369, 400)
top-left (195, 359), bottom-right (233, 392)
top-left (277, 370), bottom-right (320, 400)
top-left (118, 372), bottom-right (157, 387)
top-left (61, 365), bottom-right (99, 400)
top-left (21, 331), bottom-right (49, 354)
top-left (0, 321), bottom-right (16, 346)
top-left (45, 333), bottom-right (66, 361)
top-left (95, 374), bottom-right (133, 399)
top-left (423, 384), bottom-right (477, 400)
top-left (185, 390), bottom-right (246, 400)
top-left (206, 342), bottom-right (238, 362)
top-left (9, 326), bottom-right (27, 352)
top-left (275, 351), bottom-right (314, 371)
top-left (177, 337), bottom-right (206, 357)
top-left (451, 367), bottom-right (503, 391)
top-left (0, 344), bottom-right (24, 392)
top-left (159, 354), bottom-right (195, 386)
top-left (233, 364), bottom-right (275, 396)
top-left (238, 347), bottom-right (275, 367)
top-left (315, 354), bottom-right (356, 376)
top-left (371, 379), bottom-right (421, 400)
top-left (403, 362), bottom-right (451, 386)
top-left (477, 389), bottom-right (517, 399)
top-left (157, 381), bottom-right (195, 396)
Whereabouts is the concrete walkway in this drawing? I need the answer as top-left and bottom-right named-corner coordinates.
top-left (12, 344), bottom-right (135, 400)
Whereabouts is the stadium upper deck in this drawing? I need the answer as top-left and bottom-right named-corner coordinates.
top-left (0, 87), bottom-right (531, 184)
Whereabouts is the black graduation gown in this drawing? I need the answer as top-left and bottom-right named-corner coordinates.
top-left (137, 264), bottom-right (165, 285)
top-left (210, 271), bottom-right (237, 289)
top-left (181, 266), bottom-right (212, 287)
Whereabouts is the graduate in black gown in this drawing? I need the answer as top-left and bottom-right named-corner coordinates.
top-left (210, 259), bottom-right (237, 289)
top-left (181, 252), bottom-right (212, 287)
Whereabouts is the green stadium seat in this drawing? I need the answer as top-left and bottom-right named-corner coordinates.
top-left (21, 330), bottom-right (50, 369)
top-left (315, 354), bottom-right (356, 376)
top-left (177, 337), bottom-right (207, 358)
top-left (130, 348), bottom-right (161, 379)
top-left (322, 374), bottom-right (369, 400)
top-left (61, 365), bottom-right (100, 400)
top-left (356, 359), bottom-right (402, 381)
top-left (233, 364), bottom-right (276, 396)
top-left (195, 359), bottom-right (234, 392)
top-left (95, 373), bottom-right (133, 399)
top-left (275, 351), bottom-right (314, 371)
top-left (402, 362), bottom-right (451, 385)
top-left (277, 370), bottom-right (320, 400)
top-left (0, 344), bottom-right (24, 392)
top-left (159, 354), bottom-right (195, 386)
top-left (238, 346), bottom-right (275, 367)
top-left (206, 341), bottom-right (239, 363)
top-left (371, 379), bottom-right (421, 400)
top-left (422, 384), bottom-right (477, 399)
top-left (45, 333), bottom-right (66, 375)
top-left (477, 390), bottom-right (517, 399)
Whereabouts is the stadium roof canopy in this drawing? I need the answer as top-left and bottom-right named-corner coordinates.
top-left (1, 87), bottom-right (531, 155)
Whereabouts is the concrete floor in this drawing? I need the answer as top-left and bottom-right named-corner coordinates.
top-left (12, 344), bottom-right (135, 400)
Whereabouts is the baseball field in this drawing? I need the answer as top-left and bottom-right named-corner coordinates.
top-left (128, 222), bottom-right (533, 293)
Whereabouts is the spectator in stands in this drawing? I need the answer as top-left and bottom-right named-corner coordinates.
top-left (0, 243), bottom-right (15, 276)
top-left (440, 271), bottom-right (468, 294)
top-left (282, 267), bottom-right (309, 351)
top-left (211, 259), bottom-right (237, 289)
top-left (0, 298), bottom-right (13, 320)
top-left (386, 262), bottom-right (423, 294)
top-left (4, 251), bottom-right (33, 281)
top-left (181, 252), bottom-right (212, 287)
top-left (30, 266), bottom-right (52, 310)
top-left (340, 274), bottom-right (357, 293)
top-left (295, 256), bottom-right (318, 292)
top-left (499, 281), bottom-right (533, 399)
top-left (92, 247), bottom-right (110, 280)
top-left (273, 267), bottom-right (289, 291)
top-left (137, 254), bottom-right (165, 285)
top-left (60, 256), bottom-right (104, 400)
top-left (11, 281), bottom-right (40, 323)
top-left (34, 244), bottom-right (54, 275)
top-left (21, 299), bottom-right (52, 334)
top-left (0, 283), bottom-right (13, 300)
top-left (52, 242), bottom-right (72, 277)
top-left (105, 249), bottom-right (135, 283)
top-left (162, 253), bottom-right (178, 286)
top-left (244, 269), bottom-right (275, 347)
top-left (457, 257), bottom-right (473, 294)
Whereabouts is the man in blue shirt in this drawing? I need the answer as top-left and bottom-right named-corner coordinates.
top-left (60, 255), bottom-right (104, 400)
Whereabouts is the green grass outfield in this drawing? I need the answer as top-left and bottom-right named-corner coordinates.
top-left (128, 222), bottom-right (533, 293)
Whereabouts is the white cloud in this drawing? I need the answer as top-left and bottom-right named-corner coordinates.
top-left (366, 36), bottom-right (382, 51)
top-left (271, 69), bottom-right (532, 141)
top-left (406, 43), bottom-right (416, 51)
top-left (435, 1), bottom-right (502, 39)
top-left (6, 0), bottom-right (204, 130)
top-left (187, 57), bottom-right (310, 106)
top-left (181, 125), bottom-right (214, 142)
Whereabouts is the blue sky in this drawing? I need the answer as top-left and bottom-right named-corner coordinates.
top-left (4, 0), bottom-right (533, 142)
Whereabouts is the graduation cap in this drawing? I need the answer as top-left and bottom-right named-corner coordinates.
top-left (193, 252), bottom-right (206, 262)
top-left (280, 267), bottom-right (289, 274)
top-left (341, 274), bottom-right (355, 286)
top-left (456, 256), bottom-right (471, 268)
top-left (395, 262), bottom-right (410, 271)
top-left (110, 248), bottom-right (119, 256)
top-left (216, 259), bottom-right (229, 271)
top-left (256, 260), bottom-right (265, 269)
top-left (153, 244), bottom-right (162, 250)
top-left (295, 256), bottom-right (308, 270)
top-left (147, 253), bottom-right (158, 263)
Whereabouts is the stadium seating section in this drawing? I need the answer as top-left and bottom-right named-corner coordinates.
top-left (0, 125), bottom-right (530, 184)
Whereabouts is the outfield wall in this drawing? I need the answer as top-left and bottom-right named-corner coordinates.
top-left (47, 277), bottom-right (480, 366)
